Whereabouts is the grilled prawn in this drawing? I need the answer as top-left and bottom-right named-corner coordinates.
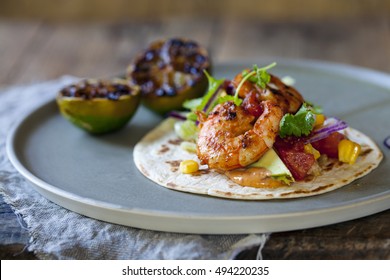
top-left (232, 73), bottom-right (304, 114)
top-left (197, 100), bottom-right (284, 171)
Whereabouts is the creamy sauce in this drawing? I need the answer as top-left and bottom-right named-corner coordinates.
top-left (225, 167), bottom-right (285, 188)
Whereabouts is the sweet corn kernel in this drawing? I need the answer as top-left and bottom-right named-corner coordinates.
top-left (338, 139), bottom-right (361, 164)
top-left (304, 143), bottom-right (321, 160)
top-left (314, 114), bottom-right (325, 128)
top-left (180, 160), bottom-right (199, 174)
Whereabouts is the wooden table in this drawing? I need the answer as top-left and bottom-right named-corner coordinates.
top-left (1, 17), bottom-right (389, 259)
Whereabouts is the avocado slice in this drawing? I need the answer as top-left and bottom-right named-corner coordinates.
top-left (250, 148), bottom-right (294, 185)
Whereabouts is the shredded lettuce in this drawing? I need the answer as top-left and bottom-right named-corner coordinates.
top-left (272, 174), bottom-right (294, 185)
top-left (174, 120), bottom-right (199, 141)
top-left (182, 98), bottom-right (202, 111)
top-left (305, 100), bottom-right (323, 114)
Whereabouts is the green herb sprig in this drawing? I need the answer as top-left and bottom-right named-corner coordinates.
top-left (233, 62), bottom-right (277, 105)
top-left (279, 103), bottom-right (315, 138)
top-left (182, 63), bottom-right (278, 120)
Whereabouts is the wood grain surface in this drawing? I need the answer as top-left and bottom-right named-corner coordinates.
top-left (2, 0), bottom-right (390, 22)
top-left (1, 16), bottom-right (389, 259)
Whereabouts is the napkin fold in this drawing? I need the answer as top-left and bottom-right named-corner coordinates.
top-left (0, 77), bottom-right (269, 260)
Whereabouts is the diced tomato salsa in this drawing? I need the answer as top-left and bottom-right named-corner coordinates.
top-left (242, 91), bottom-right (263, 118)
top-left (311, 132), bottom-right (345, 158)
top-left (274, 136), bottom-right (315, 181)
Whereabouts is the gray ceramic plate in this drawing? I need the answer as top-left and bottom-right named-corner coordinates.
top-left (6, 60), bottom-right (390, 234)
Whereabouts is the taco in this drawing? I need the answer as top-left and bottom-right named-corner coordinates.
top-left (133, 63), bottom-right (383, 200)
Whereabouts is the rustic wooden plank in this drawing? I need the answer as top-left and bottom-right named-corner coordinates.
top-left (298, 18), bottom-right (390, 72)
top-left (216, 18), bottom-right (390, 72)
top-left (1, 19), bottom-right (220, 87)
top-left (5, 23), bottom-right (117, 84)
top-left (0, 20), bottom-right (41, 87)
top-left (0, 18), bottom-right (389, 260)
top-left (0, 244), bottom-right (37, 259)
top-left (1, 0), bottom-right (390, 22)
top-left (262, 210), bottom-right (390, 259)
top-left (3, 18), bottom-right (389, 88)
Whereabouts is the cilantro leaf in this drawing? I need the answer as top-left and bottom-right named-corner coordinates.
top-left (252, 64), bottom-right (273, 88)
top-left (279, 103), bottom-right (315, 138)
top-left (234, 62), bottom-right (276, 101)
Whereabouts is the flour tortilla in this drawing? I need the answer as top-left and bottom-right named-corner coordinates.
top-left (133, 118), bottom-right (383, 200)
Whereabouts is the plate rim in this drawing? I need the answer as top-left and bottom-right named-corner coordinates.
top-left (5, 58), bottom-right (390, 234)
